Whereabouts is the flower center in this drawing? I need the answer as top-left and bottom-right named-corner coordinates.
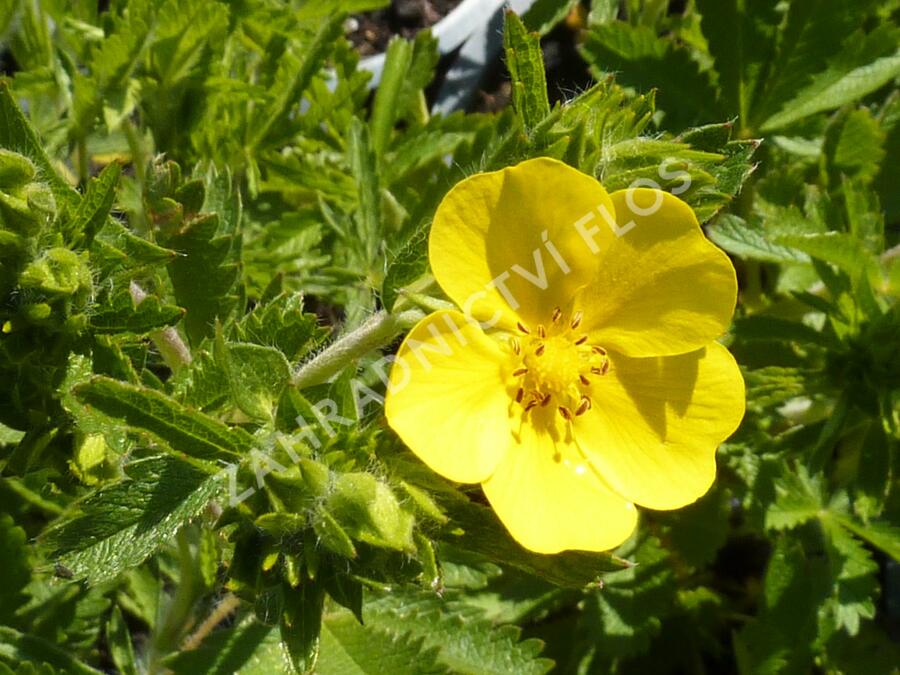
top-left (508, 308), bottom-right (610, 421)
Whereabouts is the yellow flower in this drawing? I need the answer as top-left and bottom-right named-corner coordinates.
top-left (385, 157), bottom-right (745, 554)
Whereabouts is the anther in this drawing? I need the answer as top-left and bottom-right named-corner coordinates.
top-left (574, 335), bottom-right (588, 345)
top-left (511, 337), bottom-right (521, 355)
top-left (540, 392), bottom-right (552, 406)
top-left (600, 360), bottom-right (610, 375)
top-left (537, 324), bottom-right (546, 338)
top-left (570, 311), bottom-right (583, 330)
top-left (512, 367), bottom-right (528, 377)
top-left (579, 374), bottom-right (591, 386)
top-left (551, 307), bottom-right (562, 323)
top-left (535, 344), bottom-right (546, 356)
top-left (516, 387), bottom-right (525, 403)
top-left (517, 322), bottom-right (530, 334)
top-left (592, 346), bottom-right (607, 356)
top-left (558, 406), bottom-right (573, 421)
top-left (590, 366), bottom-right (603, 375)
top-left (524, 400), bottom-right (538, 412)
top-left (575, 396), bottom-right (591, 416)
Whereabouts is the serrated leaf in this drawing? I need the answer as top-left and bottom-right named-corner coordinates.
top-left (319, 608), bottom-right (447, 675)
top-left (72, 376), bottom-right (251, 463)
top-left (165, 212), bottom-right (241, 345)
top-left (765, 466), bottom-right (824, 531)
top-left (381, 220), bottom-right (428, 311)
top-left (162, 617), bottom-right (286, 675)
top-left (362, 588), bottom-right (552, 675)
top-left (579, 22), bottom-right (720, 130)
top-left (90, 220), bottom-right (177, 279)
top-left (695, 0), bottom-right (779, 126)
top-left (0, 627), bottom-right (103, 675)
top-left (761, 27), bottom-right (900, 131)
top-left (90, 288), bottom-right (184, 334)
top-left (0, 81), bottom-right (78, 208)
top-left (708, 214), bottom-right (810, 263)
top-left (215, 332), bottom-right (291, 421)
top-left (281, 581), bottom-right (326, 675)
top-left (504, 10), bottom-right (550, 131)
top-left (67, 162), bottom-right (120, 247)
top-left (41, 455), bottom-right (221, 584)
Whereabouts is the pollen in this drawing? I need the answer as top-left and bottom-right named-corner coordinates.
top-left (509, 309), bottom-right (610, 421)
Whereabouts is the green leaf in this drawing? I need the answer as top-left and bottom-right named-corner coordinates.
top-left (89, 287), bottom-right (184, 334)
top-left (327, 472), bottom-right (414, 552)
top-left (579, 22), bottom-right (720, 130)
top-left (90, 220), bottom-right (177, 279)
top-left (214, 331), bottom-right (291, 422)
top-left (106, 606), bottom-right (137, 675)
top-left (0, 627), bottom-right (103, 674)
top-left (832, 516), bottom-right (900, 562)
top-left (0, 81), bottom-right (78, 208)
top-left (349, 118), bottom-right (381, 267)
top-left (381, 220), bottom-right (428, 311)
top-left (773, 231), bottom-right (880, 280)
top-left (233, 292), bottom-right (325, 362)
top-left (370, 31), bottom-right (438, 156)
top-left (251, 14), bottom-right (344, 148)
top-left (66, 161), bottom-right (120, 247)
top-left (504, 10), bottom-right (550, 131)
top-left (163, 617), bottom-right (286, 675)
top-left (72, 376), bottom-right (251, 463)
top-left (695, 0), bottom-right (779, 127)
top-left (361, 588), bottom-right (553, 675)
top-left (707, 214), bottom-right (810, 263)
top-left (761, 27), bottom-right (900, 131)
top-left (0, 514), bottom-right (30, 624)
top-left (765, 466), bottom-right (824, 532)
top-left (165, 212), bottom-right (241, 345)
top-left (281, 581), bottom-right (327, 675)
top-left (587, 535), bottom-right (676, 659)
top-left (41, 456), bottom-right (221, 584)
top-left (319, 608), bottom-right (447, 675)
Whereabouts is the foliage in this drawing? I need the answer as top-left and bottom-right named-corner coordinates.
top-left (0, 0), bottom-right (897, 673)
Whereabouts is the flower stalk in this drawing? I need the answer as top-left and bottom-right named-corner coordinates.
top-left (291, 308), bottom-right (424, 388)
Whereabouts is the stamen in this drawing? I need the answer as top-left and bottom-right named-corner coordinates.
top-left (516, 387), bottom-right (525, 403)
top-left (517, 322), bottom-right (530, 334)
top-left (592, 346), bottom-right (606, 356)
top-left (590, 366), bottom-right (603, 375)
top-left (513, 367), bottom-right (528, 377)
top-left (537, 324), bottom-right (546, 338)
top-left (511, 337), bottom-right (521, 355)
top-left (558, 406), bottom-right (573, 421)
top-left (600, 360), bottom-right (610, 375)
top-left (570, 311), bottom-right (583, 330)
top-left (579, 374), bottom-right (591, 386)
top-left (534, 344), bottom-right (546, 356)
top-left (574, 335), bottom-right (588, 345)
top-left (575, 396), bottom-right (591, 416)
top-left (524, 400), bottom-right (538, 412)
top-left (551, 307), bottom-right (562, 323)
top-left (540, 392), bottom-right (552, 407)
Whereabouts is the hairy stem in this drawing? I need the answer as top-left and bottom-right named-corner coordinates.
top-left (291, 309), bottom-right (424, 388)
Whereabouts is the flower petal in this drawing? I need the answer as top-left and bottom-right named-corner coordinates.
top-left (482, 423), bottom-right (638, 554)
top-left (575, 342), bottom-right (745, 510)
top-left (579, 188), bottom-right (738, 357)
top-left (429, 157), bottom-right (615, 329)
top-left (385, 310), bottom-right (514, 484)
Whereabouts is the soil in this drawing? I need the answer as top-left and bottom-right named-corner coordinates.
top-left (348, 0), bottom-right (463, 56)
